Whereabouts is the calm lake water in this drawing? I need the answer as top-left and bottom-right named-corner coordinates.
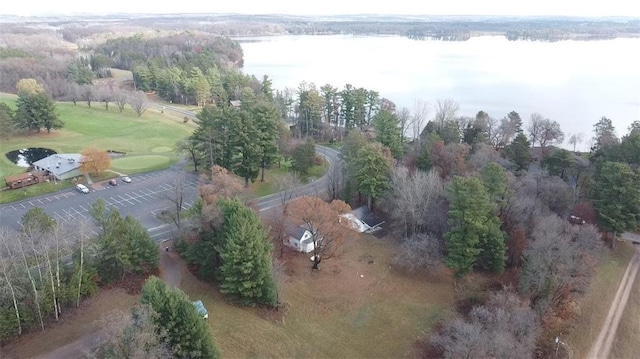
top-left (240, 35), bottom-right (640, 149)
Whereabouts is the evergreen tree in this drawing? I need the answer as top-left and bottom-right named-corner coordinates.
top-left (0, 103), bottom-right (14, 140)
top-left (292, 138), bottom-right (316, 174)
top-left (505, 133), bottom-right (531, 172)
top-left (372, 109), bottom-right (403, 158)
top-left (14, 92), bottom-right (63, 134)
top-left (354, 142), bottom-right (392, 209)
top-left (233, 109), bottom-right (262, 187)
top-left (541, 148), bottom-right (574, 180)
top-left (216, 199), bottom-right (277, 307)
top-left (90, 199), bottom-right (159, 282)
top-left (592, 162), bottom-right (640, 241)
top-left (141, 276), bottom-right (220, 359)
top-left (445, 176), bottom-right (506, 276)
top-left (480, 162), bottom-right (508, 203)
top-left (247, 100), bottom-right (279, 182)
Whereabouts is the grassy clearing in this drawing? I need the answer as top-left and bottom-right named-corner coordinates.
top-left (110, 155), bottom-right (177, 174)
top-left (611, 256), bottom-right (640, 358)
top-left (249, 165), bottom-right (289, 198)
top-left (181, 235), bottom-right (455, 358)
top-left (563, 241), bottom-right (636, 358)
top-left (0, 94), bottom-right (192, 201)
top-left (0, 95), bottom-right (193, 179)
top-left (0, 181), bottom-right (73, 204)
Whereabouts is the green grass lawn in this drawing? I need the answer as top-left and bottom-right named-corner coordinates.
top-left (0, 93), bottom-right (193, 201)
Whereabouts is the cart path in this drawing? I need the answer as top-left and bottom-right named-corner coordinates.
top-left (587, 243), bottom-right (640, 359)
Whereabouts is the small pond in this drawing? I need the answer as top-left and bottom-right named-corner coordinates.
top-left (5, 148), bottom-right (57, 167)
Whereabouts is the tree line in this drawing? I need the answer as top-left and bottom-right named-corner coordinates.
top-left (0, 201), bottom-right (159, 345)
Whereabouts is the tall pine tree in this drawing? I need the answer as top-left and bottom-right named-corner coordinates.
top-left (216, 199), bottom-right (277, 307)
top-left (141, 276), bottom-right (220, 359)
top-left (445, 176), bottom-right (506, 276)
top-left (592, 161), bottom-right (640, 245)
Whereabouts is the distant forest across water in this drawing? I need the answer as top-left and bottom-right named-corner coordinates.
top-left (1, 14), bottom-right (639, 42)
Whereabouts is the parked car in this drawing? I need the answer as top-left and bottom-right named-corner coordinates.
top-left (76, 184), bottom-right (89, 194)
top-left (108, 179), bottom-right (118, 186)
top-left (121, 176), bottom-right (131, 183)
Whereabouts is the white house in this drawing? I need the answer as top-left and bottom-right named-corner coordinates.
top-left (32, 154), bottom-right (83, 181)
top-left (287, 226), bottom-right (318, 253)
top-left (340, 206), bottom-right (384, 233)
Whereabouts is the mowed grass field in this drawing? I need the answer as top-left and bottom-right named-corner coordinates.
top-left (0, 92), bottom-right (193, 179)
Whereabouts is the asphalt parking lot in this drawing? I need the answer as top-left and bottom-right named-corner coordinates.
top-left (0, 167), bottom-right (200, 242)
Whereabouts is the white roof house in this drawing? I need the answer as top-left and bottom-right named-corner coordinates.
top-left (32, 154), bottom-right (83, 181)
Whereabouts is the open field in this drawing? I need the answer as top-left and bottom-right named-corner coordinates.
top-left (183, 234), bottom-right (455, 358)
top-left (610, 250), bottom-right (640, 358)
top-left (0, 92), bottom-right (193, 180)
top-left (0, 234), bottom-right (455, 358)
top-left (564, 241), bottom-right (636, 358)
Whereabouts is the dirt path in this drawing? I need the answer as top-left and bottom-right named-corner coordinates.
top-left (588, 244), bottom-right (640, 359)
top-left (33, 329), bottom-right (108, 359)
top-left (159, 243), bottom-right (183, 288)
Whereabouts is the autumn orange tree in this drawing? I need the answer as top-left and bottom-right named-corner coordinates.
top-left (81, 147), bottom-right (111, 176)
top-left (196, 165), bottom-right (245, 231)
top-left (288, 196), bottom-right (351, 270)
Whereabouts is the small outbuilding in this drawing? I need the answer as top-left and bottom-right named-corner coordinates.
top-left (4, 171), bottom-right (49, 190)
top-left (340, 206), bottom-right (385, 233)
top-left (192, 300), bottom-right (208, 319)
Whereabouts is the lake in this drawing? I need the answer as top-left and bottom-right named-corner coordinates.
top-left (239, 35), bottom-right (640, 149)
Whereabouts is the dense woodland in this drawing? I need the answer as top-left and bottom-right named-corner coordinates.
top-left (0, 19), bottom-right (639, 358)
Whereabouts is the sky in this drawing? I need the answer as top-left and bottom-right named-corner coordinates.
top-left (4, 0), bottom-right (640, 17)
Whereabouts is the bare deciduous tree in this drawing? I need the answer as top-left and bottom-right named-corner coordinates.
top-left (128, 91), bottom-right (149, 117)
top-left (0, 228), bottom-right (23, 336)
top-left (430, 289), bottom-right (540, 359)
top-left (166, 177), bottom-right (186, 229)
top-left (568, 133), bottom-right (584, 152)
top-left (81, 84), bottom-right (95, 108)
top-left (520, 215), bottom-right (602, 312)
top-left (115, 90), bottom-right (128, 112)
top-left (387, 166), bottom-right (443, 237)
top-left (97, 80), bottom-right (115, 111)
top-left (469, 143), bottom-right (511, 171)
top-left (433, 98), bottom-right (460, 127)
top-left (97, 305), bottom-right (171, 358)
top-left (393, 233), bottom-right (444, 273)
top-left (274, 172), bottom-right (302, 213)
top-left (412, 99), bottom-right (430, 146)
top-left (397, 106), bottom-right (413, 143)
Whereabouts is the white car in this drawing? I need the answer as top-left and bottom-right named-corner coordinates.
top-left (121, 176), bottom-right (132, 183)
top-left (76, 184), bottom-right (89, 194)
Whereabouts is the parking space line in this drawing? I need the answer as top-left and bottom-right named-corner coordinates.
top-left (118, 195), bottom-right (135, 206)
top-left (79, 205), bottom-right (89, 212)
top-left (110, 197), bottom-right (126, 207)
